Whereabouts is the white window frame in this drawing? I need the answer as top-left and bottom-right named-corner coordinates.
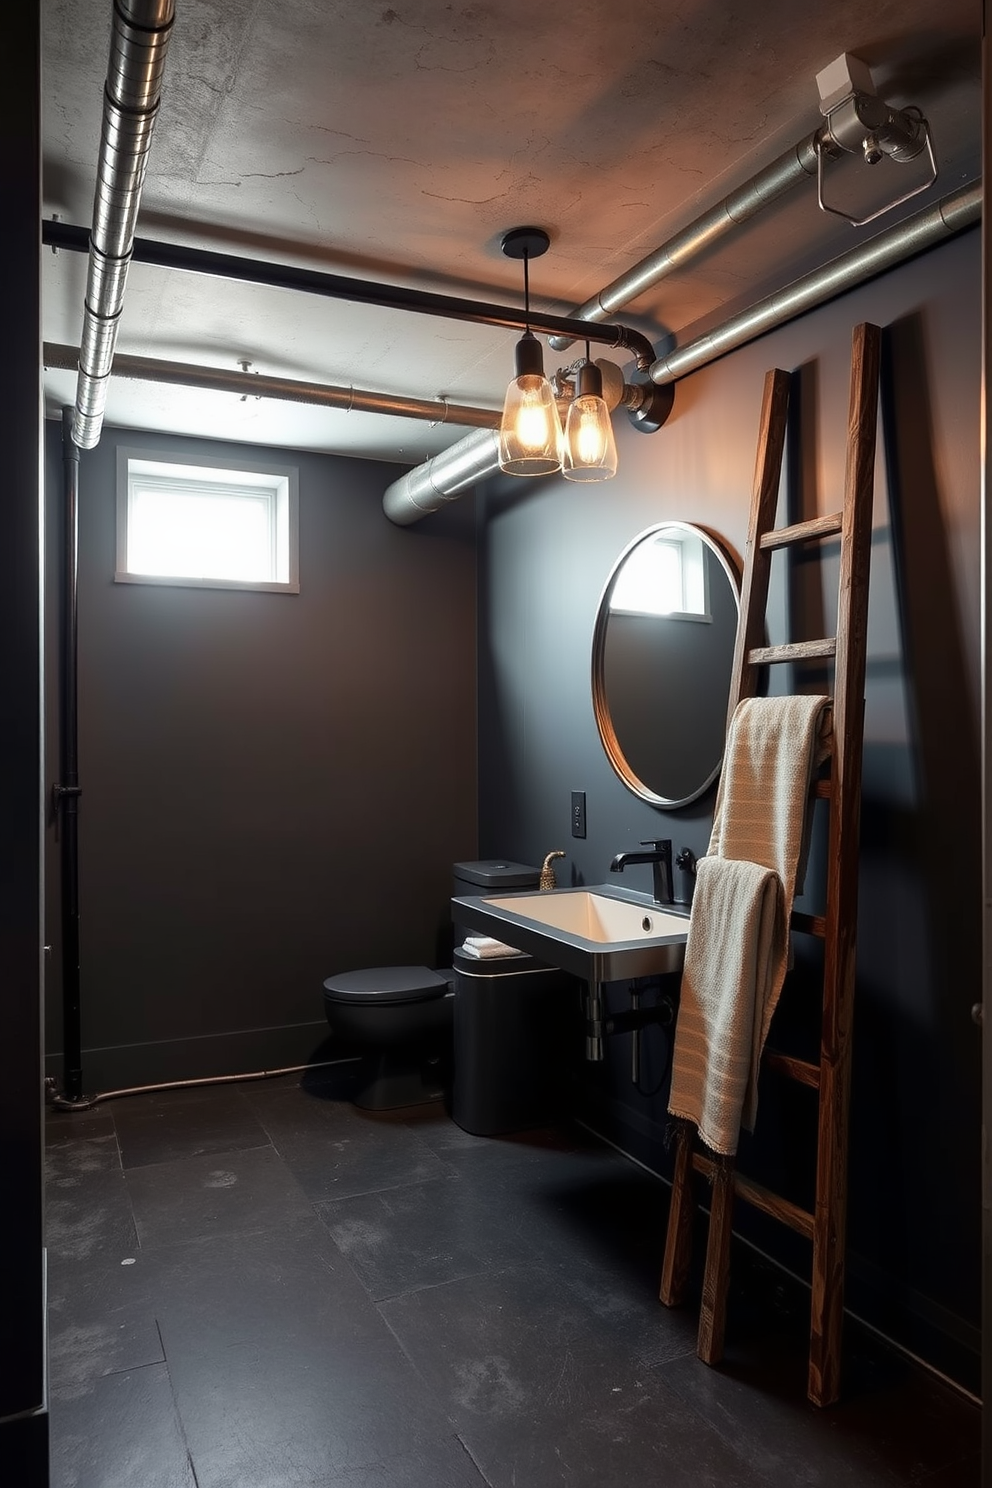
top-left (115, 449), bottom-right (300, 593)
top-left (609, 528), bottom-right (711, 622)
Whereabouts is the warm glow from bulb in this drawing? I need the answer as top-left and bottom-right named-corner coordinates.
top-left (572, 398), bottom-right (609, 465)
top-left (515, 382), bottom-right (557, 451)
top-left (498, 368), bottom-right (563, 476)
top-left (562, 388), bottom-right (617, 482)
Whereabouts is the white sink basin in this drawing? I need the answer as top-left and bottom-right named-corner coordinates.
top-left (451, 883), bottom-right (689, 983)
top-left (483, 891), bottom-right (688, 944)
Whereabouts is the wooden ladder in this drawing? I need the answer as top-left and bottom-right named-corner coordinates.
top-left (659, 320), bottom-right (881, 1408)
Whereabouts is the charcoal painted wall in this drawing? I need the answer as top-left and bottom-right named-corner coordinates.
top-left (476, 227), bottom-right (982, 1388)
top-left (44, 425), bottom-right (477, 1090)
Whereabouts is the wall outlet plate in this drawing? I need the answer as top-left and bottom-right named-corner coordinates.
top-left (571, 790), bottom-right (586, 838)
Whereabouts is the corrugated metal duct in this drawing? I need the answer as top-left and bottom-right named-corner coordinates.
top-left (72, 0), bottom-right (175, 449)
top-left (382, 179), bottom-right (980, 526)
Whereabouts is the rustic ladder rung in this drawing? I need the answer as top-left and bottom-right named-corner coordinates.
top-left (763, 1049), bottom-right (821, 1089)
top-left (691, 1152), bottom-right (815, 1239)
top-left (791, 910), bottom-right (827, 938)
top-left (759, 512), bottom-right (844, 550)
top-left (747, 638), bottom-right (837, 665)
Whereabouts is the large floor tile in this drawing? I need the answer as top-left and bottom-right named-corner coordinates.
top-left (45, 1132), bottom-right (121, 1189)
top-left (917, 1454), bottom-right (982, 1487)
top-left (379, 1265), bottom-right (765, 1488)
top-left (47, 1249), bottom-right (164, 1396)
top-left (316, 1168), bottom-right (697, 1371)
top-left (45, 1168), bottom-right (139, 1263)
top-left (111, 1086), bottom-right (272, 1169)
top-left (655, 1316), bottom-right (982, 1487)
top-left (50, 1362), bottom-right (196, 1488)
top-left (124, 1144), bottom-right (313, 1248)
top-left (46, 1106), bottom-right (117, 1149)
top-left (245, 1085), bottom-right (457, 1200)
top-left (325, 1436), bottom-right (488, 1486)
top-left (315, 1176), bottom-right (494, 1301)
top-left (149, 1222), bottom-right (458, 1488)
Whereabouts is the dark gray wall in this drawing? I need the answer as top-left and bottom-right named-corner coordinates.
top-left (44, 425), bottom-right (477, 1089)
top-left (477, 227), bottom-right (982, 1388)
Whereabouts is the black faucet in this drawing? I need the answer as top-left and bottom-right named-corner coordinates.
top-left (609, 839), bottom-right (674, 905)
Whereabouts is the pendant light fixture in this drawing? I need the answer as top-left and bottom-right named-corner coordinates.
top-left (562, 343), bottom-right (618, 482)
top-left (497, 227), bottom-right (563, 476)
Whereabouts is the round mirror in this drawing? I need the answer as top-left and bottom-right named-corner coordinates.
top-left (592, 522), bottom-right (740, 808)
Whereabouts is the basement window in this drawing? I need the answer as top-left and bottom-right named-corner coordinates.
top-left (116, 451), bottom-right (300, 593)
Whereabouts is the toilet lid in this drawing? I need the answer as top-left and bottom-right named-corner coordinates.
top-left (322, 965), bottom-right (451, 1005)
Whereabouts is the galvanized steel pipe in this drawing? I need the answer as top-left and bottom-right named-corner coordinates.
top-left (72, 0), bottom-right (175, 448)
top-left (548, 134), bottom-right (821, 351)
top-left (47, 344), bottom-right (501, 429)
top-left (649, 181), bottom-right (981, 385)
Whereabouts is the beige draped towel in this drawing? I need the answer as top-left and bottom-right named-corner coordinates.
top-left (667, 694), bottom-right (833, 1156)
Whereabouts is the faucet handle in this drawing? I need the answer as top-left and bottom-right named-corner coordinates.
top-left (639, 838), bottom-right (672, 852)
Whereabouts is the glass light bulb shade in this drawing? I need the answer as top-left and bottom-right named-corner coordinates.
top-left (498, 373), bottom-right (563, 476)
top-left (562, 393), bottom-right (618, 482)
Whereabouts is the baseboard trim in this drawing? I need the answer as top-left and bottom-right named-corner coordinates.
top-left (45, 1019), bottom-right (336, 1094)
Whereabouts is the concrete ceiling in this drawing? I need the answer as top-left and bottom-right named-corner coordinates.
top-left (41, 0), bottom-right (982, 467)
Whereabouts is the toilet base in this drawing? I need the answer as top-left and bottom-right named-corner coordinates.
top-left (352, 1047), bottom-right (448, 1111)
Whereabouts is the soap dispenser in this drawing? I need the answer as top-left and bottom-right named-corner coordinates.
top-left (540, 850), bottom-right (565, 890)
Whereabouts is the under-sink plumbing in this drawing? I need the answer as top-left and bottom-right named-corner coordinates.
top-left (584, 978), bottom-right (677, 1090)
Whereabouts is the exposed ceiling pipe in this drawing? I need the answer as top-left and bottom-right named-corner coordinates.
top-left (72, 0), bottom-right (175, 449)
top-left (46, 220), bottom-right (657, 373)
top-left (649, 180), bottom-right (980, 384)
top-left (46, 344), bottom-right (501, 430)
top-left (383, 179), bottom-right (981, 526)
top-left (382, 429), bottom-right (503, 524)
top-left (547, 132), bottom-right (820, 352)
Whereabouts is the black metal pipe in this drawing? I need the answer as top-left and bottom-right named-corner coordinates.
top-left (57, 407), bottom-right (83, 1102)
top-left (602, 1001), bottom-right (675, 1038)
top-left (42, 220), bottom-right (657, 371)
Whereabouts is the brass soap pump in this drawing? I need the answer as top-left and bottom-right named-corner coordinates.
top-left (540, 850), bottom-right (565, 891)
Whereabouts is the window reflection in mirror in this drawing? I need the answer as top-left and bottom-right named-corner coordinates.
top-left (592, 523), bottom-right (740, 809)
top-left (609, 527), bottom-right (711, 620)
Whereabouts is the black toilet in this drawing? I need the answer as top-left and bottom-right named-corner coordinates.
top-left (321, 859), bottom-right (540, 1111)
top-left (321, 965), bottom-right (455, 1111)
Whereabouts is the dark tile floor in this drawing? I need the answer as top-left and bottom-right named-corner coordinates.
top-left (45, 1067), bottom-right (981, 1488)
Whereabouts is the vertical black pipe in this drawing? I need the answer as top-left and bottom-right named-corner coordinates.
top-left (59, 406), bottom-right (83, 1101)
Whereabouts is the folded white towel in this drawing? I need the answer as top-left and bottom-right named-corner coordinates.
top-left (460, 936), bottom-right (523, 959)
top-left (668, 856), bottom-right (785, 1155)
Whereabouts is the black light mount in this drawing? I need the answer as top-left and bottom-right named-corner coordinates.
top-left (624, 380), bottom-right (675, 434)
top-left (500, 226), bottom-right (551, 261)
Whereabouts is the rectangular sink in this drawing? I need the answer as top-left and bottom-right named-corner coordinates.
top-left (484, 891), bottom-right (688, 943)
top-left (451, 884), bottom-right (689, 984)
